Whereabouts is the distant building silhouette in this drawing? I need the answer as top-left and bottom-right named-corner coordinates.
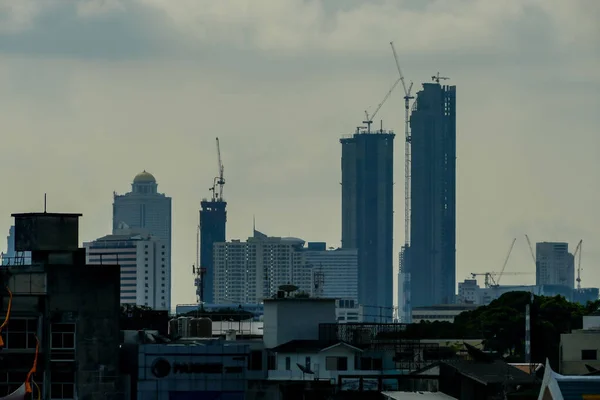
top-left (112, 171), bottom-right (172, 310)
top-left (409, 82), bottom-right (457, 307)
top-left (536, 242), bottom-right (575, 288)
top-left (199, 198), bottom-right (226, 303)
top-left (340, 129), bottom-right (395, 322)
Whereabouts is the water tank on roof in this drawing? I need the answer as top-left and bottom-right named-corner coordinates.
top-left (190, 317), bottom-right (212, 337)
top-left (168, 318), bottom-right (179, 336)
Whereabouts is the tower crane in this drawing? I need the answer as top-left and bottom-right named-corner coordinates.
top-left (209, 137), bottom-right (225, 202)
top-left (390, 41), bottom-right (414, 249)
top-left (573, 239), bottom-right (583, 290)
top-left (524, 234), bottom-right (537, 268)
top-left (495, 238), bottom-right (517, 286)
top-left (431, 72), bottom-right (450, 83)
top-left (363, 77), bottom-right (402, 133)
top-left (471, 272), bottom-right (533, 288)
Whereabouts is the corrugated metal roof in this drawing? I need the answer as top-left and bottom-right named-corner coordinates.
top-left (557, 380), bottom-right (600, 399)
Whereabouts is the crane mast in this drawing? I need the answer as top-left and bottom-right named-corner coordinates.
top-left (210, 137), bottom-right (226, 202)
top-left (390, 41), bottom-right (414, 248)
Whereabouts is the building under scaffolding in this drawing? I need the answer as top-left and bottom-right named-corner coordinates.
top-left (319, 323), bottom-right (456, 372)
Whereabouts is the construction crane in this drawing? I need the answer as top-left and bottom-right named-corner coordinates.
top-left (471, 272), bottom-right (533, 288)
top-left (431, 72), bottom-right (449, 83)
top-left (573, 239), bottom-right (583, 290)
top-left (496, 238), bottom-right (517, 286)
top-left (390, 41), bottom-right (414, 249)
top-left (209, 137), bottom-right (225, 202)
top-left (363, 77), bottom-right (402, 133)
top-left (524, 234), bottom-right (537, 268)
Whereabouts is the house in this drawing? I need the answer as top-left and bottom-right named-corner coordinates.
top-left (267, 340), bottom-right (363, 380)
top-left (559, 313), bottom-right (600, 374)
top-left (537, 359), bottom-right (600, 399)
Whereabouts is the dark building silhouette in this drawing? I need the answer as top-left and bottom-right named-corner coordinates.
top-left (340, 129), bottom-right (394, 321)
top-left (199, 199), bottom-right (226, 303)
top-left (409, 83), bottom-right (457, 307)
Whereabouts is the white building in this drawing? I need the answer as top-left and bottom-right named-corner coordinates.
top-left (213, 232), bottom-right (313, 304)
top-left (457, 279), bottom-right (480, 304)
top-left (536, 242), bottom-right (575, 288)
top-left (559, 312), bottom-right (600, 374)
top-left (302, 242), bottom-right (358, 302)
top-left (85, 230), bottom-right (170, 310)
top-left (411, 304), bottom-right (477, 323)
top-left (335, 299), bottom-right (364, 323)
top-left (112, 171), bottom-right (172, 305)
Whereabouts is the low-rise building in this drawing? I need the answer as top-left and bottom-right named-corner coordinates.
top-left (411, 304), bottom-right (477, 323)
top-left (560, 313), bottom-right (600, 375)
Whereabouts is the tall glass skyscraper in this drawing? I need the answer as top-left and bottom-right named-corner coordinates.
top-left (113, 171), bottom-right (172, 310)
top-left (340, 129), bottom-right (395, 322)
top-left (409, 83), bottom-right (457, 307)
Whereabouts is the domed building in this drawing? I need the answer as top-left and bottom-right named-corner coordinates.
top-left (111, 171), bottom-right (172, 311)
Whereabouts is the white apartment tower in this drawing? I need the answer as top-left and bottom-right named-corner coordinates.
top-left (302, 242), bottom-right (358, 303)
top-left (112, 171), bottom-right (172, 307)
top-left (213, 231), bottom-right (313, 304)
top-left (536, 242), bottom-right (575, 288)
top-left (85, 230), bottom-right (170, 310)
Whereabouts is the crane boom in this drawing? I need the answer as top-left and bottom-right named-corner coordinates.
top-left (525, 234), bottom-right (536, 266)
top-left (390, 41), bottom-right (414, 248)
top-left (574, 239), bottom-right (583, 290)
top-left (363, 77), bottom-right (401, 132)
top-left (495, 238), bottom-right (517, 286)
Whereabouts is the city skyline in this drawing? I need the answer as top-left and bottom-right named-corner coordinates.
top-left (0, 1), bottom-right (598, 308)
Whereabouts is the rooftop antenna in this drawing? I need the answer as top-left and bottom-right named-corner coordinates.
top-left (44, 193), bottom-right (47, 213)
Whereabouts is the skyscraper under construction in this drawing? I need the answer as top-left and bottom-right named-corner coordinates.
top-left (341, 128), bottom-right (395, 322)
top-left (409, 81), bottom-right (456, 307)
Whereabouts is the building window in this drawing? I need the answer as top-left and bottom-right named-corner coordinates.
top-left (1, 318), bottom-right (38, 349)
top-left (325, 356), bottom-right (348, 371)
top-left (582, 349), bottom-right (597, 360)
top-left (248, 351), bottom-right (263, 371)
top-left (51, 368), bottom-right (75, 399)
top-left (285, 357), bottom-right (291, 371)
top-left (267, 354), bottom-right (276, 370)
top-left (51, 323), bottom-right (75, 349)
top-left (0, 371), bottom-right (29, 397)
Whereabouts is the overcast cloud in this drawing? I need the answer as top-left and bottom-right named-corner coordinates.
top-left (0, 0), bottom-right (598, 307)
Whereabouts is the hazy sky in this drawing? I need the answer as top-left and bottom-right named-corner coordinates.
top-left (1, 0), bottom-right (599, 307)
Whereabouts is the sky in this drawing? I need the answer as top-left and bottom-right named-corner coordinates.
top-left (0, 0), bottom-right (599, 307)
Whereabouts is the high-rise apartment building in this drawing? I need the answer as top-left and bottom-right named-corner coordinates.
top-left (409, 82), bottom-right (457, 307)
top-left (213, 231), bottom-right (313, 304)
top-left (536, 242), bottom-right (575, 288)
top-left (85, 230), bottom-right (170, 310)
top-left (112, 171), bottom-right (172, 306)
top-left (199, 198), bottom-right (226, 304)
top-left (302, 242), bottom-right (358, 303)
top-left (340, 130), bottom-right (395, 322)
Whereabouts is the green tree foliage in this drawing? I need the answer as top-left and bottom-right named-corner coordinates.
top-left (453, 292), bottom-right (599, 369)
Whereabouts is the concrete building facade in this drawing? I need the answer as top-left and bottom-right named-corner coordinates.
top-left (408, 83), bottom-right (457, 308)
top-left (85, 230), bottom-right (170, 310)
top-left (213, 231), bottom-right (313, 304)
top-left (536, 242), bottom-right (575, 288)
top-left (113, 171), bottom-right (172, 308)
top-left (1, 212), bottom-right (121, 400)
top-left (560, 314), bottom-right (600, 375)
top-left (340, 130), bottom-right (395, 322)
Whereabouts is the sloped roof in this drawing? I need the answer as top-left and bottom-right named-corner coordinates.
top-left (443, 360), bottom-right (533, 385)
top-left (271, 340), bottom-right (363, 353)
top-left (538, 359), bottom-right (600, 400)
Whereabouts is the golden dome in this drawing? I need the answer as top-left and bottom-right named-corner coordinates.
top-left (133, 170), bottom-right (156, 184)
